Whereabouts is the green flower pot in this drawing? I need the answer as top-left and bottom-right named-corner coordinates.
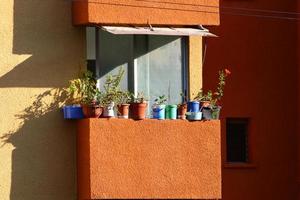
top-left (166, 105), bottom-right (177, 120)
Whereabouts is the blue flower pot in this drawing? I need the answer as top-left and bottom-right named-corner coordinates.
top-left (152, 105), bottom-right (166, 120)
top-left (63, 105), bottom-right (84, 119)
top-left (186, 112), bottom-right (203, 121)
top-left (187, 101), bottom-right (200, 113)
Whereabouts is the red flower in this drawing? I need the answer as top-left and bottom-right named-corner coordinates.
top-left (225, 69), bottom-right (231, 75)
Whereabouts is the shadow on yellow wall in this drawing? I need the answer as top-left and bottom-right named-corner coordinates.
top-left (1, 89), bottom-right (77, 199)
top-left (0, 0), bottom-right (85, 199)
top-left (0, 0), bottom-right (84, 88)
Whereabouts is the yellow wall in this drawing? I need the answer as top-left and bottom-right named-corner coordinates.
top-left (189, 36), bottom-right (203, 99)
top-left (0, 0), bottom-right (85, 199)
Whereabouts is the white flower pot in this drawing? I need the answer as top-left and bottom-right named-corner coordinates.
top-left (103, 102), bottom-right (115, 118)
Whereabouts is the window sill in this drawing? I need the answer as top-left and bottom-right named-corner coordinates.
top-left (223, 162), bottom-right (257, 169)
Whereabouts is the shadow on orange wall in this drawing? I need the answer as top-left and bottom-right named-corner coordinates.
top-left (298, 2), bottom-right (300, 199)
top-left (204, 0), bottom-right (298, 200)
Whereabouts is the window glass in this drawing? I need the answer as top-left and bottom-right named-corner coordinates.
top-left (96, 29), bottom-right (186, 113)
top-left (86, 27), bottom-right (97, 74)
top-left (136, 36), bottom-right (184, 106)
top-left (86, 27), bottom-right (96, 60)
top-left (98, 29), bottom-right (133, 91)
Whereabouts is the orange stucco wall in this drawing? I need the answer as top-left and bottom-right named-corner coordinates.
top-left (72, 0), bottom-right (220, 26)
top-left (77, 119), bottom-right (221, 200)
top-left (204, 0), bottom-right (298, 199)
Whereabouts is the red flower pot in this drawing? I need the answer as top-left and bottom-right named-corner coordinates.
top-left (130, 103), bottom-right (148, 120)
top-left (81, 104), bottom-right (103, 118)
top-left (117, 104), bottom-right (130, 119)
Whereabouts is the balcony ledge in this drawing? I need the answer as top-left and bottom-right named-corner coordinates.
top-left (77, 118), bottom-right (221, 199)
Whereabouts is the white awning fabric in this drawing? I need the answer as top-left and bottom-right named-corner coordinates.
top-left (101, 26), bottom-right (217, 37)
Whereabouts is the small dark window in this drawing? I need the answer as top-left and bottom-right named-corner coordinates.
top-left (226, 118), bottom-right (249, 163)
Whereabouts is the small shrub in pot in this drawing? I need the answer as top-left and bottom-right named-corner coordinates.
top-left (195, 69), bottom-right (231, 120)
top-left (101, 68), bottom-right (125, 118)
top-left (177, 93), bottom-right (188, 120)
top-left (67, 71), bottom-right (103, 118)
top-left (152, 95), bottom-right (167, 120)
top-left (116, 91), bottom-right (133, 119)
top-left (130, 92), bottom-right (148, 120)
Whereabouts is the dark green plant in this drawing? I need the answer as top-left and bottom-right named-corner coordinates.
top-left (194, 69), bottom-right (231, 107)
top-left (154, 95), bottom-right (168, 105)
top-left (214, 69), bottom-right (231, 104)
top-left (116, 91), bottom-right (133, 105)
top-left (101, 68), bottom-right (125, 106)
top-left (132, 92), bottom-right (148, 103)
top-left (95, 90), bottom-right (104, 106)
top-left (194, 90), bottom-right (213, 102)
top-left (67, 71), bottom-right (99, 105)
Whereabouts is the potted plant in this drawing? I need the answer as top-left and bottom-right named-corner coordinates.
top-left (130, 92), bottom-right (148, 120)
top-left (116, 91), bottom-right (132, 119)
top-left (194, 90), bottom-right (213, 109)
top-left (101, 68), bottom-right (125, 118)
top-left (187, 95), bottom-right (200, 113)
top-left (187, 101), bottom-right (200, 113)
top-left (152, 95), bottom-right (167, 120)
top-left (210, 69), bottom-right (231, 119)
top-left (66, 71), bottom-right (103, 119)
top-left (192, 90), bottom-right (212, 120)
top-left (195, 69), bottom-right (231, 120)
top-left (178, 92), bottom-right (188, 120)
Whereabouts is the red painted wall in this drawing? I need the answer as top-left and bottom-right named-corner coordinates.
top-left (298, 1), bottom-right (300, 199)
top-left (204, 0), bottom-right (298, 199)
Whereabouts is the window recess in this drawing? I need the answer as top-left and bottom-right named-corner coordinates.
top-left (85, 26), bottom-right (215, 115)
top-left (95, 28), bottom-right (187, 110)
top-left (226, 118), bottom-right (250, 163)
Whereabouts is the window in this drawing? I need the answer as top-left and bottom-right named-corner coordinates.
top-left (87, 28), bottom-right (187, 114)
top-left (226, 118), bottom-right (249, 163)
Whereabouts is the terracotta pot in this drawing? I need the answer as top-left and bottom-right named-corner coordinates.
top-left (200, 101), bottom-right (211, 108)
top-left (81, 104), bottom-right (103, 118)
top-left (130, 103), bottom-right (148, 120)
top-left (178, 104), bottom-right (187, 120)
top-left (117, 104), bottom-right (130, 119)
